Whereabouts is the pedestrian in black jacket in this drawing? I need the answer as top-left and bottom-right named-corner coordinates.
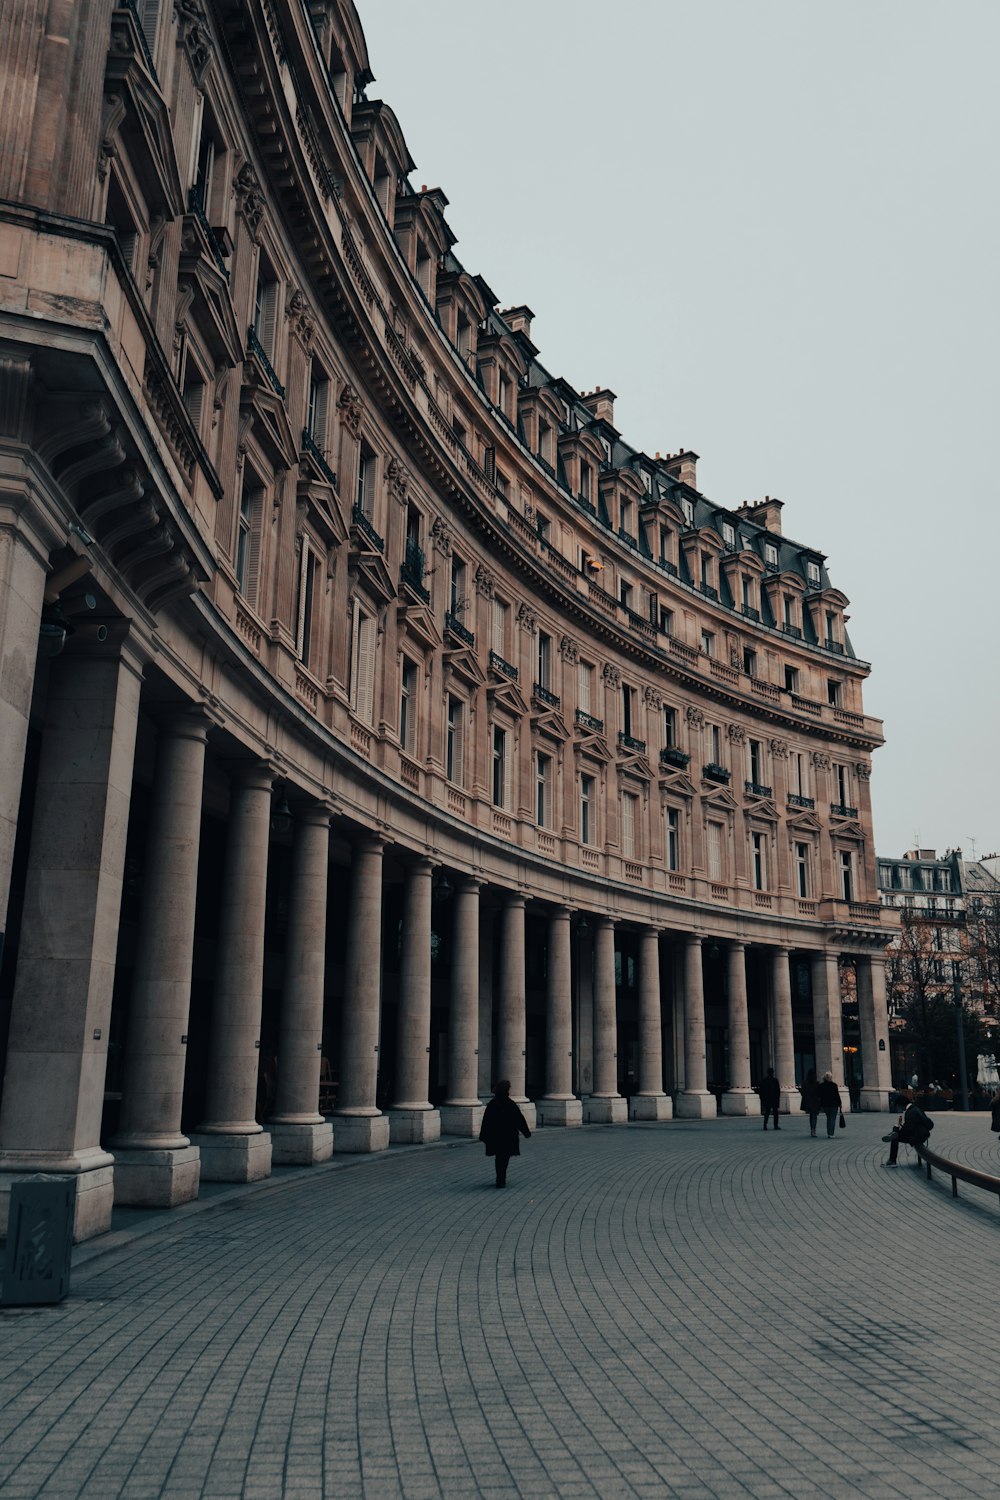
top-left (884, 1099), bottom-right (933, 1165)
top-left (817, 1072), bottom-right (842, 1137)
top-left (758, 1068), bottom-right (781, 1130)
top-left (479, 1080), bottom-right (531, 1188)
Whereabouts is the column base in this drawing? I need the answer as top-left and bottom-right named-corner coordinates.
top-left (439, 1103), bottom-right (485, 1137)
top-left (675, 1091), bottom-right (717, 1119)
top-left (720, 1090), bottom-right (761, 1117)
top-left (0, 1163), bottom-right (115, 1244)
top-left (535, 1097), bottom-right (583, 1128)
top-left (112, 1146), bottom-right (201, 1208)
top-left (780, 1089), bottom-right (802, 1115)
top-left (270, 1122), bottom-right (334, 1165)
top-left (387, 1108), bottom-right (441, 1145)
top-left (859, 1087), bottom-right (891, 1112)
top-left (585, 1095), bottom-right (628, 1124)
top-left (332, 1114), bottom-right (390, 1154)
top-left (188, 1132), bottom-right (272, 1183)
top-left (628, 1093), bottom-right (673, 1122)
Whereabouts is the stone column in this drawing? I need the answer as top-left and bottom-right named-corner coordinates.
top-left (0, 631), bottom-right (145, 1241)
top-left (497, 894), bottom-right (535, 1128)
top-left (721, 942), bottom-right (759, 1116)
top-left (588, 917), bottom-right (626, 1123)
top-left (631, 927), bottom-right (672, 1120)
top-left (269, 802), bottom-right (335, 1164)
top-left (334, 835), bottom-right (390, 1152)
top-left (811, 951), bottom-right (845, 1086)
top-left (771, 947), bottom-right (799, 1113)
top-left (676, 934), bottom-right (715, 1117)
top-left (857, 952), bottom-right (892, 1111)
top-left (537, 906), bottom-right (582, 1127)
top-left (441, 877), bottom-right (485, 1137)
top-left (388, 858), bottom-right (440, 1143)
top-left (111, 710), bottom-right (210, 1207)
top-left (477, 901), bottom-right (494, 1098)
top-left (190, 765), bottom-right (274, 1183)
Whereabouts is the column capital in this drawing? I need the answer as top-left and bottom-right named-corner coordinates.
top-left (686, 932), bottom-right (703, 948)
top-left (770, 946), bottom-right (790, 960)
top-left (455, 875), bottom-right (485, 895)
top-left (295, 799), bottom-right (334, 830)
top-left (728, 940), bottom-right (746, 954)
top-left (549, 905), bottom-right (573, 921)
top-left (225, 759), bottom-right (276, 794)
top-left (353, 829), bottom-right (390, 855)
top-left (407, 855), bottom-right (436, 876)
top-left (152, 704), bottom-right (215, 742)
top-left (594, 914), bottom-right (615, 932)
top-left (503, 892), bottom-right (527, 911)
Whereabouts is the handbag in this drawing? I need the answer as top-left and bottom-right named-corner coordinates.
top-left (838, 1110), bottom-right (846, 1129)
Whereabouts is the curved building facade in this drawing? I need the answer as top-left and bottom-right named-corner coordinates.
top-left (0, 0), bottom-right (890, 1239)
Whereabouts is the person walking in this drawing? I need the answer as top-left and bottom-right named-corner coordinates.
top-left (758, 1068), bottom-right (781, 1130)
top-left (479, 1079), bottom-right (531, 1188)
top-left (800, 1069), bottom-right (821, 1137)
top-left (884, 1097), bottom-right (933, 1165)
top-left (990, 1088), bottom-right (1000, 1137)
top-left (817, 1071), bottom-right (842, 1138)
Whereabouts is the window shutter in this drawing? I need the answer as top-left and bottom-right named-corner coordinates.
top-left (453, 703), bottom-right (464, 785)
top-left (708, 822), bottom-right (722, 882)
top-left (243, 490), bottom-right (262, 607)
top-left (622, 794), bottom-right (635, 858)
top-left (578, 662), bottom-right (590, 714)
top-left (353, 606), bottom-right (376, 724)
top-left (502, 728), bottom-right (512, 810)
top-left (492, 598), bottom-right (504, 655)
top-left (261, 277), bottom-right (279, 358)
top-left (140, 0), bottom-right (160, 51)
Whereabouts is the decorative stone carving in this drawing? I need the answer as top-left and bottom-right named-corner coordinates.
top-left (812, 751), bottom-right (831, 771)
top-left (234, 163), bottom-right (264, 240)
top-left (686, 705), bottom-right (704, 729)
top-left (474, 563), bottom-right (495, 599)
top-left (729, 644), bottom-right (741, 669)
top-left (386, 456), bottom-right (409, 502)
top-left (285, 288), bottom-right (315, 347)
top-left (769, 737), bottom-right (789, 759)
top-left (559, 635), bottom-right (579, 663)
top-left (175, 1), bottom-right (214, 85)
top-left (643, 686), bottom-right (663, 710)
top-left (516, 602), bottom-right (537, 635)
top-left (337, 382), bottom-right (363, 436)
top-left (430, 516), bottom-right (453, 556)
top-left (602, 663), bottom-right (621, 689)
top-left (727, 723), bottom-right (746, 746)
top-left (855, 762), bottom-right (871, 781)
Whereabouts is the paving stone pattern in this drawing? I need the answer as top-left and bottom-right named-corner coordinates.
top-left (1, 1113), bottom-right (999, 1500)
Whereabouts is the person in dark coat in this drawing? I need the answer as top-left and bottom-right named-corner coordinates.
top-left (884, 1098), bottom-right (933, 1165)
top-left (479, 1080), bottom-right (531, 1187)
top-left (800, 1069), bottom-right (821, 1137)
top-left (990, 1088), bottom-right (1000, 1136)
top-left (817, 1072), bottom-right (842, 1137)
top-left (758, 1068), bottom-right (781, 1130)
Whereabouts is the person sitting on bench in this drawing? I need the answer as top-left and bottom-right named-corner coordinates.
top-left (884, 1098), bottom-right (933, 1165)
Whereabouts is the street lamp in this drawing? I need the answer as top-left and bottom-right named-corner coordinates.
top-left (952, 959), bottom-right (969, 1112)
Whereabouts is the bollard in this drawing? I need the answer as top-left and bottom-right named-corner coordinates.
top-left (1, 1177), bottom-right (74, 1305)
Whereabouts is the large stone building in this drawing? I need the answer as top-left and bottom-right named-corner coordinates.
top-left (0, 0), bottom-right (891, 1241)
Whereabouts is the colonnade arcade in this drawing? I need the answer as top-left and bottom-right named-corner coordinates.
top-left (0, 642), bottom-right (892, 1241)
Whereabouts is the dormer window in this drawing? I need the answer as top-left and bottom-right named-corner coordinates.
top-left (681, 497), bottom-right (694, 527)
top-left (538, 419), bottom-right (553, 466)
top-left (764, 541), bottom-right (779, 570)
top-left (722, 521), bottom-right (736, 549)
top-left (620, 498), bottom-right (634, 537)
top-left (580, 463), bottom-right (592, 503)
top-left (498, 370), bottom-right (511, 419)
top-left (807, 560), bottom-right (821, 587)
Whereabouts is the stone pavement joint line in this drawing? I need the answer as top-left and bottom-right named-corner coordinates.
top-left (1, 1115), bottom-right (998, 1499)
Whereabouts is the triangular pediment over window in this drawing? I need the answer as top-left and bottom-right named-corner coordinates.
top-left (348, 550), bottom-right (396, 606)
top-left (702, 786), bottom-right (738, 813)
top-left (178, 252), bottom-right (243, 370)
top-left (297, 477), bottom-right (347, 549)
top-left (786, 808), bottom-right (823, 835)
top-left (743, 797), bottom-right (779, 825)
top-left (659, 770), bottom-right (697, 799)
top-left (530, 708), bottom-right (569, 744)
top-left (615, 750), bottom-right (651, 782)
top-left (397, 599), bottom-right (441, 653)
top-left (572, 730), bottom-right (611, 764)
top-left (486, 678), bottom-right (527, 716)
top-left (240, 376), bottom-right (299, 470)
top-left (443, 646), bottom-right (484, 688)
top-left (833, 819), bottom-right (866, 842)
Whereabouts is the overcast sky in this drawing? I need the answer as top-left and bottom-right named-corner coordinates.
top-left (361, 0), bottom-right (1000, 862)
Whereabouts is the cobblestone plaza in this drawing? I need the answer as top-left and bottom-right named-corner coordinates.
top-left (3, 1115), bottom-right (998, 1500)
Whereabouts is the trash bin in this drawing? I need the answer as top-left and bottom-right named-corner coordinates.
top-left (1, 1176), bottom-right (74, 1306)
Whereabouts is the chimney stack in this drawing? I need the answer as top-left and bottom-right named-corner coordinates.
top-left (580, 387), bottom-right (616, 426)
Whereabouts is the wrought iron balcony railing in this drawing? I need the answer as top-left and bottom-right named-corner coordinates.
top-left (745, 780), bottom-right (772, 798)
top-left (401, 537), bottom-right (429, 600)
top-left (787, 793), bottom-right (815, 809)
top-left (618, 732), bottom-right (646, 754)
top-left (489, 649), bottom-right (518, 681)
top-left (187, 185), bottom-right (230, 280)
top-left (703, 763), bottom-right (731, 783)
top-left (301, 428), bottom-right (337, 487)
top-left (575, 709), bottom-right (604, 733)
top-left (246, 325), bottom-right (285, 397)
top-left (660, 747), bottom-right (690, 769)
top-left (444, 612), bottom-right (474, 647)
top-left (831, 802), bottom-right (858, 818)
top-left (532, 683), bottom-right (560, 708)
top-left (350, 503), bottom-right (384, 552)
top-left (740, 604), bottom-right (760, 622)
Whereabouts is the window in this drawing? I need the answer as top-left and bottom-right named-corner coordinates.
top-left (498, 371), bottom-right (511, 419)
top-left (621, 792), bottom-right (639, 858)
top-left (722, 521), bottom-right (736, 548)
top-left (449, 554), bottom-right (466, 617)
top-left (681, 497), bottom-right (694, 526)
top-left (356, 441), bottom-right (375, 518)
top-left (492, 725), bottom-right (510, 808)
top-left (741, 576), bottom-right (754, 609)
top-left (827, 678), bottom-right (842, 707)
top-left (295, 540), bottom-right (319, 669)
top-left (784, 664), bottom-right (799, 693)
top-left (495, 469), bottom-right (510, 499)
top-left (701, 630), bottom-right (714, 658)
top-left (658, 526), bottom-right (672, 565)
top-left (306, 363), bottom-right (330, 448)
top-left (620, 498), bottom-right (634, 537)
top-left (235, 468), bottom-right (264, 603)
top-left (451, 414), bottom-right (467, 448)
top-left (400, 658), bottom-right (418, 755)
top-left (580, 464), bottom-right (592, 503)
top-left (252, 257), bottom-right (279, 358)
top-left (351, 604), bottom-right (377, 725)
top-left (660, 606), bottom-right (673, 636)
top-left (835, 762), bottom-right (850, 805)
top-left (700, 553), bottom-right (712, 588)
top-left (839, 850), bottom-right (854, 902)
top-left (795, 842), bottom-right (810, 898)
top-left (491, 597), bottom-right (510, 658)
top-left (783, 595), bottom-right (796, 628)
top-left (536, 631), bottom-right (552, 690)
top-left (743, 647), bottom-right (757, 678)
top-left (707, 820), bottom-right (724, 882)
top-left (663, 706), bottom-right (677, 749)
top-left (619, 576), bottom-right (633, 610)
top-left (536, 753), bottom-right (552, 827)
top-left (621, 683), bottom-right (635, 737)
top-left (791, 751), bottom-right (808, 798)
top-left (446, 696), bottom-right (464, 783)
top-left (708, 723), bottom-right (722, 764)
top-left (580, 774), bottom-right (595, 845)
top-left (825, 611), bottom-right (838, 646)
top-left (578, 660), bottom-right (594, 715)
top-left (764, 541), bottom-right (779, 569)
top-left (182, 360), bottom-right (207, 438)
top-left (748, 739), bottom-right (764, 785)
top-left (752, 831), bottom-right (767, 890)
top-left (537, 419), bottom-right (552, 465)
top-left (666, 808), bottom-right (680, 871)
top-left (807, 560), bottom-right (821, 586)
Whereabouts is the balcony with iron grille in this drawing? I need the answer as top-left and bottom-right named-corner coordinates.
top-left (703, 763), bottom-right (731, 784)
top-left (445, 611), bottom-right (474, 647)
top-left (660, 746), bottom-right (690, 769)
top-left (350, 503), bottom-right (384, 553)
top-left (825, 638), bottom-right (845, 654)
top-left (740, 604), bottom-right (760, 622)
top-left (787, 793), bottom-right (815, 809)
top-left (400, 536), bottom-right (429, 601)
top-left (489, 649), bottom-right (518, 681)
top-left (301, 428), bottom-right (337, 487)
top-left (744, 780), bottom-right (772, 798)
top-left (246, 325), bottom-right (285, 397)
top-left (699, 582), bottom-right (719, 601)
top-left (532, 683), bottom-right (560, 708)
top-left (780, 622), bottom-right (802, 639)
top-left (575, 709), bottom-right (604, 733)
top-left (831, 802), bottom-right (858, 818)
top-left (618, 732), bottom-right (646, 754)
